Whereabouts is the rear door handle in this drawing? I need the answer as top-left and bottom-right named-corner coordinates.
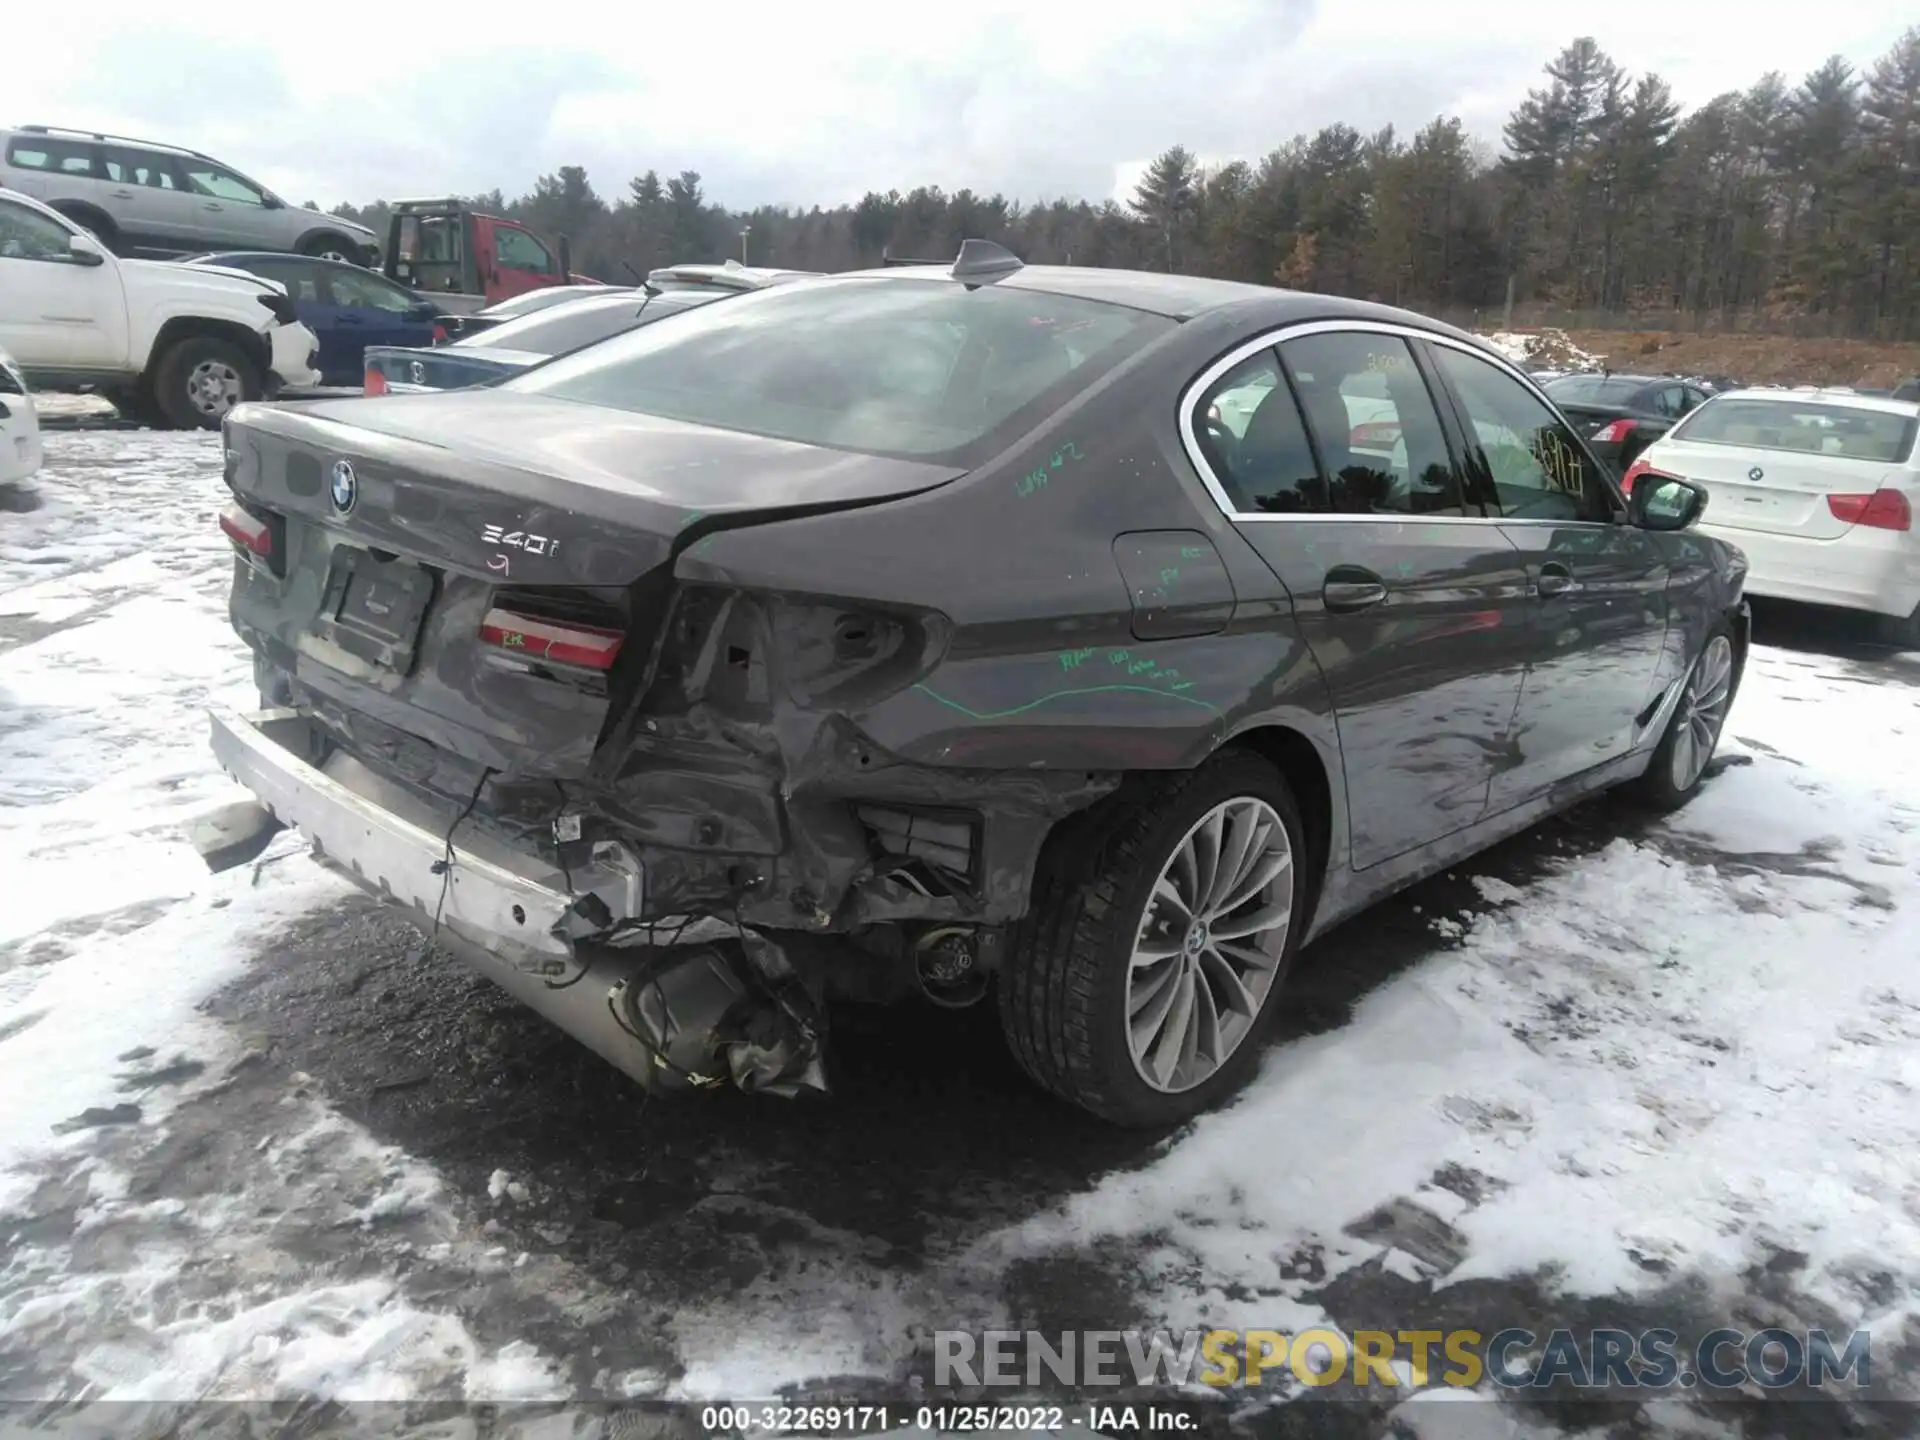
top-left (1324, 566), bottom-right (1388, 613)
top-left (1536, 564), bottom-right (1581, 598)
top-left (203, 202), bottom-right (223, 210)
top-left (110, 189), bottom-right (134, 199)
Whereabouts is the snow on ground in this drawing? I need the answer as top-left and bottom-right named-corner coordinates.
top-left (981, 646), bottom-right (1920, 1411)
top-left (1476, 330), bottom-right (1603, 373)
top-left (4, 425), bottom-right (1920, 1430)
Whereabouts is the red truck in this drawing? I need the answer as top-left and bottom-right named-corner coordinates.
top-left (381, 198), bottom-right (595, 315)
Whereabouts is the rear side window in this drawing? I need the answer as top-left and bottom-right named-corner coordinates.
top-left (1194, 351), bottom-right (1326, 513)
top-left (510, 278), bottom-right (1175, 464)
top-left (102, 148), bottom-right (179, 189)
top-left (1279, 332), bottom-right (1467, 515)
top-left (1672, 398), bottom-right (1917, 464)
top-left (6, 138), bottom-right (99, 177)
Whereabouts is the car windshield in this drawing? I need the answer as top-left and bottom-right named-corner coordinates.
top-left (1672, 398), bottom-right (1918, 464)
top-left (507, 277), bottom-right (1174, 464)
top-left (458, 293), bottom-right (713, 357)
top-left (1542, 376), bottom-right (1644, 405)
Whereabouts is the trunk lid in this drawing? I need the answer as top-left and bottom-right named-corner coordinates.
top-left (223, 393), bottom-right (962, 779)
top-left (1648, 435), bottom-right (1906, 539)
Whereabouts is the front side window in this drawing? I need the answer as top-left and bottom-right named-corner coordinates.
top-left (495, 228), bottom-right (555, 275)
top-left (1433, 347), bottom-right (1614, 522)
top-left (511, 277), bottom-right (1174, 465)
top-left (1193, 351), bottom-right (1325, 513)
top-left (1279, 332), bottom-right (1466, 515)
top-left (1670, 398), bottom-right (1917, 464)
top-left (1651, 386), bottom-right (1686, 418)
top-left (180, 163), bottom-right (265, 205)
top-left (0, 200), bottom-right (80, 262)
top-left (6, 139), bottom-right (98, 176)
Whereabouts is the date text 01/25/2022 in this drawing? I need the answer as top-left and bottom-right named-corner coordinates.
top-left (695, 1406), bottom-right (1198, 1433)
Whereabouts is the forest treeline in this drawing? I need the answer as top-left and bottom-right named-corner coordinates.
top-left (324, 30), bottom-right (1920, 339)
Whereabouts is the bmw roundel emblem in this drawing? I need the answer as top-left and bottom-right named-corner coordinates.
top-left (1748, 465), bottom-right (1765, 482)
top-left (329, 459), bottom-right (358, 514)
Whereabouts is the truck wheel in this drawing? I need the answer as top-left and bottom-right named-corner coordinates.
top-left (1624, 623), bottom-right (1737, 812)
top-left (301, 234), bottom-right (363, 266)
top-left (104, 383), bottom-right (166, 428)
top-left (152, 337), bottom-right (262, 430)
top-left (998, 752), bottom-right (1307, 1127)
top-left (1878, 604), bottom-right (1920, 652)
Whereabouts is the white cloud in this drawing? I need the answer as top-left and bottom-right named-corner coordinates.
top-left (6, 1), bottom-right (1914, 210)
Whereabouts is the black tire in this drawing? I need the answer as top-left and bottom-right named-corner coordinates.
top-left (55, 208), bottom-right (121, 256)
top-left (300, 233), bottom-right (364, 266)
top-left (103, 383), bottom-right (166, 428)
top-left (1624, 621), bottom-right (1739, 812)
top-left (998, 751), bottom-right (1309, 1128)
top-left (1876, 604), bottom-right (1920, 651)
top-left (151, 336), bottom-right (263, 431)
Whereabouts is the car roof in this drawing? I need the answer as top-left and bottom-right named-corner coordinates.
top-left (823, 262), bottom-right (1506, 345)
top-left (1704, 387), bottom-right (1920, 419)
top-left (189, 251), bottom-right (370, 271)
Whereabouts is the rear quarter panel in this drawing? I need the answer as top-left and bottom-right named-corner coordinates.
top-left (675, 304), bottom-right (1342, 795)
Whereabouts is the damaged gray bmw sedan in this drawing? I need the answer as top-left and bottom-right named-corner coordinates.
top-left (207, 241), bottom-right (1749, 1127)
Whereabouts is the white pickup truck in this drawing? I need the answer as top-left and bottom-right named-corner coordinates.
top-left (0, 186), bottom-right (320, 429)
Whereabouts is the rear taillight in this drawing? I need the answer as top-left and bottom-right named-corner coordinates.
top-left (1827, 490), bottom-right (1912, 531)
top-left (479, 608), bottom-right (623, 670)
top-left (219, 503), bottom-right (282, 575)
top-left (364, 365), bottom-right (388, 397)
top-left (431, 323), bottom-right (448, 344)
top-left (1593, 419), bottom-right (1637, 444)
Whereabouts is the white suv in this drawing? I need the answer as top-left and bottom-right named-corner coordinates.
top-left (0, 187), bottom-right (321, 428)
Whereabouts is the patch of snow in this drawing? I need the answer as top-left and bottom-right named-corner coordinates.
top-left (981, 640), bottom-right (1920, 1394)
top-left (1475, 329), bottom-right (1603, 372)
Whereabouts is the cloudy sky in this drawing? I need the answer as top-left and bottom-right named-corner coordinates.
top-left (9, 2), bottom-right (1914, 212)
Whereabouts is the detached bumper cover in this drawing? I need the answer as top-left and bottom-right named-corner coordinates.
top-left (207, 706), bottom-right (641, 968)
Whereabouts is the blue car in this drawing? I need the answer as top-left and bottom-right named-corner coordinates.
top-left (184, 252), bottom-right (445, 386)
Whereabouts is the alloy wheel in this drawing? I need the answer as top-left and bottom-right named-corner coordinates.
top-left (1670, 634), bottom-right (1734, 791)
top-left (186, 359), bottom-right (244, 418)
top-left (1126, 797), bottom-right (1294, 1094)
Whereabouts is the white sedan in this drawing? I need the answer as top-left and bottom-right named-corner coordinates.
top-left (0, 344), bottom-right (41, 485)
top-left (1628, 388), bottom-right (1919, 647)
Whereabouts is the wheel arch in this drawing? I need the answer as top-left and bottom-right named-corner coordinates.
top-left (1215, 721), bottom-right (1339, 929)
top-left (48, 200), bottom-right (118, 242)
top-left (296, 227), bottom-right (361, 260)
top-left (146, 317), bottom-right (271, 381)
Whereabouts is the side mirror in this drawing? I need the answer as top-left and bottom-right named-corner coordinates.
top-left (262, 194), bottom-right (284, 210)
top-left (68, 233), bottom-right (106, 267)
top-left (1629, 473), bottom-right (1708, 531)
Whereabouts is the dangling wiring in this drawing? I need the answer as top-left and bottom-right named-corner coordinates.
top-left (427, 764), bottom-right (496, 956)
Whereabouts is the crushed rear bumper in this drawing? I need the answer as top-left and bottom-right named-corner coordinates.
top-left (206, 705), bottom-right (641, 972)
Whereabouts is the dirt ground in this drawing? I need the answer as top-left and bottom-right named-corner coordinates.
top-left (1543, 330), bottom-right (1920, 388)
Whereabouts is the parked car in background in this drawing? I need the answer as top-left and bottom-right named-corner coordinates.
top-left (207, 242), bottom-right (1747, 1129)
top-left (1540, 372), bottom-right (1713, 476)
top-left (381, 198), bottom-right (596, 315)
top-left (186, 253), bottom-right (445, 386)
top-left (0, 125), bottom-right (380, 264)
top-left (363, 287), bottom-right (723, 394)
top-left (437, 283), bottom-right (626, 341)
top-left (645, 260), bottom-right (819, 294)
top-left (1630, 388), bottom-right (1919, 647)
top-left (0, 344), bottom-right (42, 484)
top-left (0, 187), bottom-right (319, 428)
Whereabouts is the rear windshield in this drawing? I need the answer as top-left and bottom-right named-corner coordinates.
top-left (460, 293), bottom-right (713, 357)
top-left (1542, 375), bottom-right (1643, 405)
top-left (507, 277), bottom-right (1175, 463)
top-left (1672, 398), bottom-right (1918, 464)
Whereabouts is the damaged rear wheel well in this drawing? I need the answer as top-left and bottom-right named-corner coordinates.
top-left (1222, 725), bottom-right (1330, 921)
